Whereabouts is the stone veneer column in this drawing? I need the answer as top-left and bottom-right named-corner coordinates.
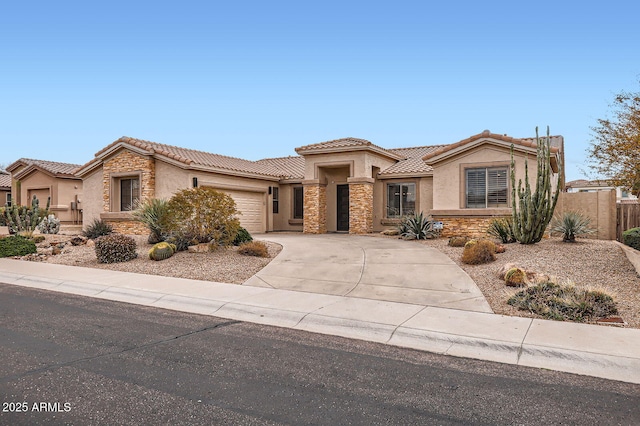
top-left (102, 150), bottom-right (156, 235)
top-left (348, 177), bottom-right (374, 234)
top-left (302, 181), bottom-right (327, 234)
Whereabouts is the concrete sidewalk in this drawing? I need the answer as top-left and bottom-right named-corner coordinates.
top-left (1, 258), bottom-right (640, 385)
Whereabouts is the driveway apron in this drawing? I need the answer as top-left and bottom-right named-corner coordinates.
top-left (244, 234), bottom-right (492, 313)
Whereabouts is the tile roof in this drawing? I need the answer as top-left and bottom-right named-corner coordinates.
top-left (565, 179), bottom-right (612, 188)
top-left (91, 137), bottom-right (286, 178)
top-left (388, 145), bottom-right (447, 159)
top-left (422, 130), bottom-right (561, 162)
top-left (8, 158), bottom-right (81, 177)
top-left (379, 157), bottom-right (434, 176)
top-left (255, 156), bottom-right (305, 179)
top-left (295, 137), bottom-right (376, 152)
top-left (0, 171), bottom-right (10, 189)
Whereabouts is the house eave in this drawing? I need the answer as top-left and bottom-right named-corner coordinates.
top-left (377, 171), bottom-right (433, 180)
top-left (295, 145), bottom-right (404, 161)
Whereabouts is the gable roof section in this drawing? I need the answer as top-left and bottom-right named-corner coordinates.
top-left (565, 179), bottom-right (612, 189)
top-left (7, 158), bottom-right (81, 180)
top-left (295, 137), bottom-right (404, 161)
top-left (255, 156), bottom-right (305, 180)
top-left (377, 145), bottom-right (446, 177)
top-left (77, 136), bottom-right (286, 179)
top-left (0, 171), bottom-right (10, 189)
top-left (421, 130), bottom-right (561, 164)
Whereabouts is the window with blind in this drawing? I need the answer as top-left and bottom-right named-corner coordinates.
top-left (465, 167), bottom-right (508, 208)
top-left (293, 186), bottom-right (304, 219)
top-left (120, 178), bottom-right (140, 211)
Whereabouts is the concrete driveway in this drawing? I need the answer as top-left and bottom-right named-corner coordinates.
top-left (244, 234), bottom-right (492, 313)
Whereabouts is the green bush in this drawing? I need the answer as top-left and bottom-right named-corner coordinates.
top-left (132, 198), bottom-right (170, 244)
top-left (397, 212), bottom-right (438, 240)
top-left (164, 234), bottom-right (195, 252)
top-left (550, 211), bottom-right (595, 243)
top-left (83, 218), bottom-right (113, 240)
top-left (0, 207), bottom-right (6, 226)
top-left (164, 187), bottom-right (240, 247)
top-left (94, 234), bottom-right (138, 264)
top-left (238, 241), bottom-right (269, 257)
top-left (507, 281), bottom-right (618, 322)
top-left (31, 235), bottom-right (45, 243)
top-left (233, 227), bottom-right (253, 246)
top-left (461, 239), bottom-right (496, 265)
top-left (0, 235), bottom-right (37, 257)
top-left (622, 227), bottom-right (640, 251)
top-left (487, 218), bottom-right (516, 244)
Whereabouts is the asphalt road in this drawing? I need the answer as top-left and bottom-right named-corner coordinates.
top-left (0, 283), bottom-right (639, 425)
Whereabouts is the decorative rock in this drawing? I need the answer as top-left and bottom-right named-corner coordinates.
top-left (52, 247), bottom-right (62, 255)
top-left (381, 228), bottom-right (400, 236)
top-left (495, 244), bottom-right (506, 254)
top-left (188, 243), bottom-right (211, 253)
top-left (70, 236), bottom-right (86, 246)
top-left (86, 239), bottom-right (95, 247)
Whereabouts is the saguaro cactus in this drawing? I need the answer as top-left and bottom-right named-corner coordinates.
top-left (510, 127), bottom-right (562, 244)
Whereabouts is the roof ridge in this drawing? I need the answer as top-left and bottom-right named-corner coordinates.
top-left (388, 144), bottom-right (448, 150)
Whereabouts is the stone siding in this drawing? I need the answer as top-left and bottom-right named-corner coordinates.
top-left (303, 184), bottom-right (327, 234)
top-left (433, 216), bottom-right (510, 238)
top-left (103, 150), bottom-right (155, 211)
top-left (105, 219), bottom-right (149, 235)
top-left (349, 182), bottom-right (373, 234)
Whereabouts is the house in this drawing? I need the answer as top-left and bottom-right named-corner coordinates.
top-left (6, 158), bottom-right (83, 224)
top-left (0, 171), bottom-right (11, 206)
top-left (565, 179), bottom-right (638, 203)
top-left (76, 130), bottom-right (564, 237)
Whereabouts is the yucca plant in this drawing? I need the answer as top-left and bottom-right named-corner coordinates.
top-left (397, 212), bottom-right (437, 240)
top-left (487, 218), bottom-right (516, 243)
top-left (550, 211), bottom-right (595, 242)
top-left (132, 198), bottom-right (170, 244)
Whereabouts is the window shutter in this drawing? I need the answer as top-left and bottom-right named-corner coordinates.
top-left (487, 168), bottom-right (508, 206)
top-left (466, 169), bottom-right (486, 208)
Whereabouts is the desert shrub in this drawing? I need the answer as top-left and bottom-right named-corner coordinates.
top-left (148, 241), bottom-right (177, 261)
top-left (94, 234), bottom-right (138, 264)
top-left (397, 212), bottom-right (438, 240)
top-left (3, 195), bottom-right (50, 236)
top-left (164, 234), bottom-right (195, 252)
top-left (37, 214), bottom-right (60, 234)
top-left (622, 227), bottom-right (640, 251)
top-left (0, 235), bottom-right (37, 257)
top-left (550, 211), bottom-right (595, 243)
top-left (504, 267), bottom-right (526, 286)
top-left (83, 218), bottom-right (113, 240)
top-left (132, 198), bottom-right (170, 244)
top-left (164, 187), bottom-right (240, 247)
top-left (448, 236), bottom-right (470, 247)
top-left (31, 235), bottom-right (45, 243)
top-left (461, 239), bottom-right (496, 265)
top-left (487, 218), bottom-right (516, 243)
top-left (507, 281), bottom-right (618, 322)
top-left (238, 241), bottom-right (269, 257)
top-left (233, 227), bottom-right (253, 246)
top-left (0, 208), bottom-right (6, 226)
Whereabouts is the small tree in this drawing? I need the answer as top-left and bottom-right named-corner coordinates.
top-left (588, 81), bottom-right (640, 195)
top-left (510, 127), bottom-right (562, 244)
top-left (164, 187), bottom-right (241, 247)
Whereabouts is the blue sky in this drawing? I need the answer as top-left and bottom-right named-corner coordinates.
top-left (1, 1), bottom-right (639, 181)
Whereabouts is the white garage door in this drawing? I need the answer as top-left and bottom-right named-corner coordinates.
top-left (223, 190), bottom-right (265, 234)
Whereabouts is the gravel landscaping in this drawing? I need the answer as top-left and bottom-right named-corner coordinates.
top-left (38, 234), bottom-right (282, 284)
top-left (421, 237), bottom-right (640, 329)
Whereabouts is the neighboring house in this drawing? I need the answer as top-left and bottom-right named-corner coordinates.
top-left (565, 179), bottom-right (638, 203)
top-left (77, 130), bottom-right (564, 237)
top-left (6, 158), bottom-right (83, 224)
top-left (0, 171), bottom-right (11, 206)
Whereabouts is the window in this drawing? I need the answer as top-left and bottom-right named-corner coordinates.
top-left (386, 183), bottom-right (416, 218)
top-left (272, 187), bottom-right (279, 214)
top-left (120, 178), bottom-right (140, 211)
top-left (465, 167), bottom-right (508, 208)
top-left (293, 186), bottom-right (304, 219)
top-left (6, 193), bottom-right (11, 207)
top-left (622, 190), bottom-right (629, 198)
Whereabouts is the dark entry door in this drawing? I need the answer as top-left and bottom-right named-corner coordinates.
top-left (337, 184), bottom-right (349, 232)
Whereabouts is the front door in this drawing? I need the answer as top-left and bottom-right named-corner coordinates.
top-left (337, 184), bottom-right (349, 232)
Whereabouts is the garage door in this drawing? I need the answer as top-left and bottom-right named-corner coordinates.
top-left (223, 190), bottom-right (266, 234)
top-left (27, 188), bottom-right (50, 207)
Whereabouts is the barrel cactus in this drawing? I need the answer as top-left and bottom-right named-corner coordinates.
top-left (148, 242), bottom-right (176, 261)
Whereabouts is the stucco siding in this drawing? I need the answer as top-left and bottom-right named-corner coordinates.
top-left (81, 169), bottom-right (104, 229)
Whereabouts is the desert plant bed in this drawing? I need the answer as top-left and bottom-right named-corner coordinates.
top-left (421, 237), bottom-right (640, 329)
top-left (32, 234), bottom-right (282, 284)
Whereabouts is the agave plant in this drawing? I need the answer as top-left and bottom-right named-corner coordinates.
top-left (132, 198), bottom-right (170, 244)
top-left (487, 218), bottom-right (516, 243)
top-left (397, 212), bottom-right (438, 240)
top-left (550, 211), bottom-right (595, 243)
